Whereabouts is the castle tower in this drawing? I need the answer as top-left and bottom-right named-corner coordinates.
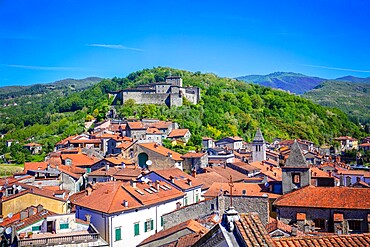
top-left (282, 140), bottom-right (311, 194)
top-left (252, 128), bottom-right (266, 162)
top-left (165, 76), bottom-right (183, 87)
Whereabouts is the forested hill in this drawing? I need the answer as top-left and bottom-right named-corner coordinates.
top-left (303, 81), bottom-right (370, 125)
top-left (236, 72), bottom-right (326, 94)
top-left (0, 67), bottom-right (364, 155)
top-left (0, 77), bottom-right (102, 99)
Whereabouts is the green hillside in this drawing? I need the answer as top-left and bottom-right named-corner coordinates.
top-left (0, 68), bottom-right (364, 161)
top-left (303, 80), bottom-right (370, 125)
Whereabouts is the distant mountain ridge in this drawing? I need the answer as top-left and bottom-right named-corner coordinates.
top-left (236, 72), bottom-right (326, 94)
top-left (0, 77), bottom-right (102, 98)
top-left (334, 76), bottom-right (370, 83)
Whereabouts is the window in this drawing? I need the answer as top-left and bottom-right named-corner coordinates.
top-left (161, 217), bottom-right (164, 227)
top-left (348, 220), bottom-right (361, 233)
top-left (134, 223), bottom-right (140, 236)
top-left (313, 219), bottom-right (325, 231)
top-left (32, 225), bottom-right (41, 232)
top-left (184, 197), bottom-right (188, 206)
top-left (211, 204), bottom-right (215, 210)
top-left (292, 173), bottom-right (301, 184)
top-left (195, 194), bottom-right (199, 202)
top-left (60, 223), bottom-right (69, 229)
top-left (93, 178), bottom-right (96, 183)
top-left (86, 168), bottom-right (91, 174)
top-left (115, 227), bottom-right (122, 241)
top-left (144, 219), bottom-right (154, 232)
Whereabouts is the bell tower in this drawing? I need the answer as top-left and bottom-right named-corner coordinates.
top-left (252, 128), bottom-right (266, 162)
top-left (282, 140), bottom-right (311, 194)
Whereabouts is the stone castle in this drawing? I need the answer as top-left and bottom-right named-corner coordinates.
top-left (109, 76), bottom-right (200, 107)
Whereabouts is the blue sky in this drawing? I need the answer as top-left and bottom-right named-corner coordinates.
top-left (1, 0), bottom-right (370, 86)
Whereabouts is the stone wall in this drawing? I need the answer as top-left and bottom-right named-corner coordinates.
top-left (162, 194), bottom-right (269, 229)
top-left (135, 145), bottom-right (180, 170)
top-left (278, 206), bottom-right (370, 234)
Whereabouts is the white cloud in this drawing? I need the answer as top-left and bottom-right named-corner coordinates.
top-left (299, 64), bottom-right (370, 73)
top-left (87, 44), bottom-right (143, 51)
top-left (4, 64), bottom-right (79, 71)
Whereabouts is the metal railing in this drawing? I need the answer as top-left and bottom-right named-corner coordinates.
top-left (19, 232), bottom-right (100, 246)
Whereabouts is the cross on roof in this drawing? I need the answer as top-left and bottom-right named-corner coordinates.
top-left (228, 175), bottom-right (234, 207)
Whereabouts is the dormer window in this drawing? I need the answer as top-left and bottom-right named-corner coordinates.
top-left (66, 159), bottom-right (72, 166)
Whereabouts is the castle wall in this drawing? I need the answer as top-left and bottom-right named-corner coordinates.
top-left (122, 92), bottom-right (170, 106)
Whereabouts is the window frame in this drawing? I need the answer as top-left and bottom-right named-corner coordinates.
top-left (115, 227), bottom-right (122, 241)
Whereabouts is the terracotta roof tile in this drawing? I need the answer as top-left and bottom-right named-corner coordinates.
top-left (23, 142), bottom-right (42, 147)
top-left (127, 121), bottom-right (145, 129)
top-left (104, 157), bottom-right (133, 165)
top-left (71, 181), bottom-right (184, 214)
top-left (250, 161), bottom-right (282, 182)
top-left (195, 171), bottom-right (229, 190)
top-left (266, 217), bottom-right (305, 236)
top-left (274, 186), bottom-right (370, 210)
top-left (234, 212), bottom-right (276, 247)
top-left (146, 127), bottom-right (162, 134)
top-left (167, 129), bottom-right (189, 138)
top-left (151, 168), bottom-right (203, 190)
top-left (61, 153), bottom-right (100, 167)
top-left (274, 233), bottom-right (370, 247)
top-left (181, 152), bottom-right (206, 158)
top-left (203, 165), bottom-right (248, 182)
top-left (203, 182), bottom-right (280, 199)
top-left (138, 219), bottom-right (208, 246)
top-left (139, 143), bottom-right (183, 161)
top-left (116, 139), bottom-right (136, 150)
top-left (24, 162), bottom-right (48, 172)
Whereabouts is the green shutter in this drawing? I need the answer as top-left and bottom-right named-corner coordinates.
top-left (134, 223), bottom-right (140, 236)
top-left (115, 228), bottom-right (121, 241)
top-left (196, 194), bottom-right (199, 202)
top-left (32, 225), bottom-right (41, 231)
top-left (161, 217), bottom-right (164, 227)
top-left (150, 220), bottom-right (154, 231)
top-left (144, 221), bottom-right (147, 232)
top-left (60, 223), bottom-right (69, 229)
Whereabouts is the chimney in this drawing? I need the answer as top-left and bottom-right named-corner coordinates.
top-left (20, 210), bottom-right (28, 220)
top-left (85, 214), bottom-right (91, 223)
top-left (122, 200), bottom-right (129, 207)
top-left (106, 164), bottom-right (109, 171)
top-left (176, 202), bottom-right (181, 209)
top-left (37, 205), bottom-right (43, 213)
top-left (328, 171), bottom-right (332, 177)
top-left (86, 187), bottom-right (92, 196)
top-left (28, 207), bottom-right (35, 217)
top-left (223, 163), bottom-right (226, 169)
top-left (187, 179), bottom-right (192, 186)
top-left (121, 162), bottom-right (126, 169)
top-left (169, 176), bottom-right (175, 183)
top-left (340, 174), bottom-right (344, 186)
top-left (356, 177), bottom-right (361, 183)
top-left (191, 169), bottom-right (196, 178)
top-left (291, 224), bottom-right (298, 236)
top-left (168, 152), bottom-right (172, 158)
top-left (130, 180), bottom-right (137, 188)
top-left (155, 181), bottom-right (160, 190)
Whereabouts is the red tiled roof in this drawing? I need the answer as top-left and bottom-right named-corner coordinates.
top-left (71, 181), bottom-right (184, 214)
top-left (234, 213), bottom-right (276, 247)
top-left (203, 182), bottom-right (280, 199)
top-left (334, 136), bottom-right (357, 141)
top-left (69, 139), bottom-right (102, 144)
top-left (139, 143), bottom-right (183, 161)
top-left (23, 142), bottom-right (42, 147)
top-left (24, 162), bottom-right (48, 172)
top-left (266, 217), bottom-right (305, 236)
top-left (274, 233), bottom-right (370, 247)
top-left (203, 165), bottom-right (248, 182)
top-left (274, 186), bottom-right (370, 210)
top-left (56, 135), bottom-right (78, 145)
top-left (167, 129), bottom-right (189, 138)
top-left (232, 161), bottom-right (260, 172)
top-left (138, 219), bottom-right (208, 246)
top-left (151, 168), bottom-right (203, 190)
top-left (359, 143), bottom-right (370, 147)
top-left (127, 121), bottom-right (145, 129)
top-left (195, 172), bottom-right (229, 190)
top-left (116, 139), bottom-right (136, 150)
top-left (250, 161), bottom-right (282, 182)
top-left (181, 152), bottom-right (206, 158)
top-left (104, 157), bottom-right (134, 165)
top-left (61, 153), bottom-right (100, 167)
top-left (146, 127), bottom-right (162, 134)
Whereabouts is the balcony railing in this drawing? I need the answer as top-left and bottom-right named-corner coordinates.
top-left (19, 232), bottom-right (101, 247)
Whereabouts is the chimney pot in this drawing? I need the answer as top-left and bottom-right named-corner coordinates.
top-left (85, 214), bottom-right (91, 223)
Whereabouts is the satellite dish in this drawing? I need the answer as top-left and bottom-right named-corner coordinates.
top-left (5, 227), bottom-right (12, 234)
top-left (7, 212), bottom-right (13, 219)
top-left (12, 184), bottom-right (16, 189)
top-left (17, 185), bottom-right (22, 191)
top-left (146, 160), bottom-right (152, 166)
